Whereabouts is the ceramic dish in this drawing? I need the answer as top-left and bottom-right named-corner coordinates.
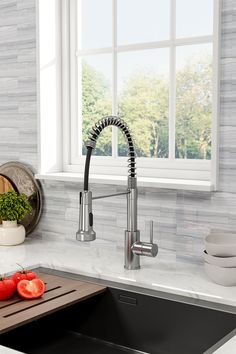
top-left (205, 233), bottom-right (236, 257)
top-left (204, 250), bottom-right (236, 268)
top-left (205, 262), bottom-right (236, 287)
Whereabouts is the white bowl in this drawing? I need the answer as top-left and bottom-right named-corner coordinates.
top-left (205, 262), bottom-right (236, 286)
top-left (204, 250), bottom-right (236, 268)
top-left (205, 233), bottom-right (236, 257)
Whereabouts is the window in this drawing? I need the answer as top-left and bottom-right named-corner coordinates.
top-left (38, 0), bottom-right (220, 189)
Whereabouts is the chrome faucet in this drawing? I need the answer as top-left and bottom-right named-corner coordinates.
top-left (76, 116), bottom-right (158, 270)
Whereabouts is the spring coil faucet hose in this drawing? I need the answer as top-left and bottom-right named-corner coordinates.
top-left (84, 116), bottom-right (136, 191)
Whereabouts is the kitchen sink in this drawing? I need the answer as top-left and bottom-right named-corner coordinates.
top-left (0, 269), bottom-right (235, 354)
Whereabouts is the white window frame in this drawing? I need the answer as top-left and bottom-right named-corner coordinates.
top-left (37, 0), bottom-right (221, 190)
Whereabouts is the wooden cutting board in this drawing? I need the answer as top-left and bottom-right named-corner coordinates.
top-left (0, 272), bottom-right (106, 334)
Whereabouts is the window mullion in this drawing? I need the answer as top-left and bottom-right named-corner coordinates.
top-left (169, 0), bottom-right (176, 161)
top-left (112, 0), bottom-right (118, 158)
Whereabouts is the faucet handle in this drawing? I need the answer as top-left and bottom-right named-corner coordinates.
top-left (148, 220), bottom-right (158, 257)
top-left (131, 220), bottom-right (158, 258)
top-left (149, 220), bottom-right (154, 244)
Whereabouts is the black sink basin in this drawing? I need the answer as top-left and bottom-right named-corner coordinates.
top-left (0, 270), bottom-right (236, 354)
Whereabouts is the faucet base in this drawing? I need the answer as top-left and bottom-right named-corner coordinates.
top-left (124, 264), bottom-right (141, 270)
top-left (124, 230), bottom-right (140, 270)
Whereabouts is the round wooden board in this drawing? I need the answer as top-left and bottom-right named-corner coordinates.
top-left (0, 162), bottom-right (42, 235)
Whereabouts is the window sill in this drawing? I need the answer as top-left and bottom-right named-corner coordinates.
top-left (35, 172), bottom-right (213, 191)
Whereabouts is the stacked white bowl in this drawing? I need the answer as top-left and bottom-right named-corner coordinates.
top-left (204, 232), bottom-right (236, 286)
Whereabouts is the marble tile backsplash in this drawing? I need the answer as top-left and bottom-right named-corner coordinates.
top-left (0, 0), bottom-right (37, 169)
top-left (0, 0), bottom-right (236, 265)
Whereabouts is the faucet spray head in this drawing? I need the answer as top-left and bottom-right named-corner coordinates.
top-left (76, 191), bottom-right (96, 242)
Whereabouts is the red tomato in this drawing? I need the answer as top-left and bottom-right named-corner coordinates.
top-left (12, 269), bottom-right (37, 285)
top-left (0, 277), bottom-right (16, 300)
top-left (17, 278), bottom-right (45, 299)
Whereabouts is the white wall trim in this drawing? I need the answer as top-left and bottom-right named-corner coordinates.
top-left (37, 0), bottom-right (63, 174)
top-left (211, 0), bottom-right (222, 190)
top-left (36, 0), bottom-right (41, 173)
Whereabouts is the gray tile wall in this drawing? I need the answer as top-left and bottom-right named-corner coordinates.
top-left (0, 0), bottom-right (37, 169)
top-left (0, 0), bottom-right (235, 264)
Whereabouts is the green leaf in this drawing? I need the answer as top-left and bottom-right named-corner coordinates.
top-left (0, 191), bottom-right (32, 222)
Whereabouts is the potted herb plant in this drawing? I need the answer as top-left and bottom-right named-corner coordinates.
top-left (0, 191), bottom-right (32, 246)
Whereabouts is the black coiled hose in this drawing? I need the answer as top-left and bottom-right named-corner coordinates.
top-left (84, 116), bottom-right (136, 191)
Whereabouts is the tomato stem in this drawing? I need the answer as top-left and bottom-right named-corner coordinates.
top-left (16, 263), bottom-right (25, 273)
